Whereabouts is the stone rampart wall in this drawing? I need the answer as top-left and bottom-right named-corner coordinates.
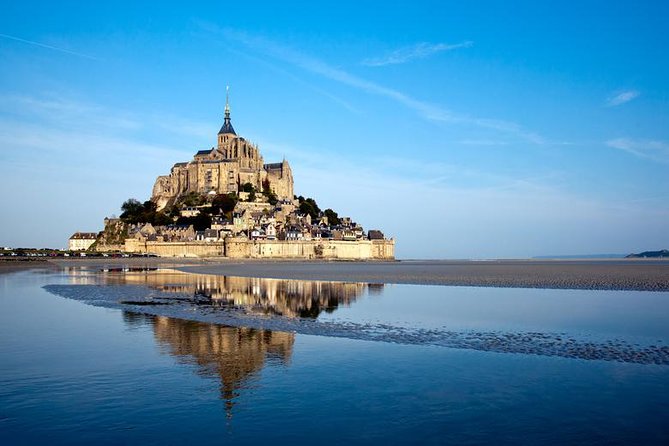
top-left (93, 244), bottom-right (125, 252)
top-left (125, 237), bottom-right (394, 260)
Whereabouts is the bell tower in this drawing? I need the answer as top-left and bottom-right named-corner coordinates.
top-left (218, 86), bottom-right (236, 147)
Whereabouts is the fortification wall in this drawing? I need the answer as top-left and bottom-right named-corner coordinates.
top-left (124, 237), bottom-right (394, 260)
top-left (93, 244), bottom-right (125, 252)
top-left (224, 238), bottom-right (394, 260)
top-left (125, 239), bottom-right (224, 257)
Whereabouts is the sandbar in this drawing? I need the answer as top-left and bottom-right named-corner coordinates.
top-left (177, 259), bottom-right (669, 291)
top-left (9, 258), bottom-right (669, 291)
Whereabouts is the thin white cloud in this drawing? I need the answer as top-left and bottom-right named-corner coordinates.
top-left (606, 90), bottom-right (640, 107)
top-left (257, 136), bottom-right (561, 197)
top-left (458, 139), bottom-right (510, 146)
top-left (0, 93), bottom-right (214, 142)
top-left (0, 32), bottom-right (101, 61)
top-left (362, 41), bottom-right (473, 67)
top-left (280, 141), bottom-right (667, 258)
top-left (606, 138), bottom-right (669, 163)
top-left (0, 119), bottom-right (185, 165)
top-left (225, 45), bottom-right (359, 114)
top-left (1, 94), bottom-right (141, 131)
top-left (203, 26), bottom-right (545, 144)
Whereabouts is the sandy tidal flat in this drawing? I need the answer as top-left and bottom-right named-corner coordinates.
top-left (179, 259), bottom-right (669, 291)
top-left (8, 258), bottom-right (669, 291)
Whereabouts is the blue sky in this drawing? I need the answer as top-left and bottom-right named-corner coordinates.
top-left (1, 1), bottom-right (667, 258)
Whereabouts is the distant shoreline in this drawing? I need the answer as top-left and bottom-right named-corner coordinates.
top-left (6, 257), bottom-right (665, 291)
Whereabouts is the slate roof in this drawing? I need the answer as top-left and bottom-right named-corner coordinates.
top-left (368, 230), bottom-right (385, 240)
top-left (70, 232), bottom-right (98, 240)
top-left (218, 117), bottom-right (236, 135)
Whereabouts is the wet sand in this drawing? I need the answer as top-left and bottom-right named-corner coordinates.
top-left (0, 259), bottom-right (52, 275)
top-left (178, 259), bottom-right (669, 291)
top-left (11, 258), bottom-right (669, 291)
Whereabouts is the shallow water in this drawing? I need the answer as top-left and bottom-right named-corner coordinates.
top-left (2, 267), bottom-right (669, 444)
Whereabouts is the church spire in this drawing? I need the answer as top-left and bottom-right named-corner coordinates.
top-left (218, 85), bottom-right (236, 136)
top-left (224, 85), bottom-right (230, 116)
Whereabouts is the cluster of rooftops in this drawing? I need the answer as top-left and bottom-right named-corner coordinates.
top-left (128, 199), bottom-right (386, 244)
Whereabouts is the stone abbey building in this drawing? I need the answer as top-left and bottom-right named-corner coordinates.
top-left (151, 94), bottom-right (294, 210)
top-left (108, 94), bottom-right (395, 260)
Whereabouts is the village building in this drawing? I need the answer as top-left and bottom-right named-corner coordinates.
top-left (368, 230), bottom-right (385, 240)
top-left (68, 232), bottom-right (98, 251)
top-left (180, 206), bottom-right (202, 217)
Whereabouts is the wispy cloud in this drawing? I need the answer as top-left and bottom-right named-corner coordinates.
top-left (0, 32), bottom-right (101, 61)
top-left (362, 41), bottom-right (473, 67)
top-left (458, 139), bottom-right (510, 146)
top-left (203, 26), bottom-right (545, 144)
top-left (1, 94), bottom-right (141, 130)
top-left (258, 136), bottom-right (560, 196)
top-left (606, 90), bottom-right (640, 107)
top-left (224, 45), bottom-right (359, 114)
top-left (261, 139), bottom-right (666, 258)
top-left (0, 93), bottom-right (214, 142)
top-left (606, 138), bottom-right (669, 163)
top-left (0, 120), bottom-right (184, 165)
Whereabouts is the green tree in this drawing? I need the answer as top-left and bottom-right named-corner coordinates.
top-left (120, 198), bottom-right (173, 225)
top-left (166, 205), bottom-right (181, 219)
top-left (176, 214), bottom-right (212, 231)
top-left (182, 192), bottom-right (205, 207)
top-left (140, 200), bottom-right (157, 222)
top-left (211, 193), bottom-right (238, 215)
top-left (298, 197), bottom-right (321, 220)
top-left (152, 212), bottom-right (173, 226)
top-left (121, 198), bottom-right (143, 218)
top-left (261, 179), bottom-right (278, 205)
top-left (323, 208), bottom-right (340, 226)
top-left (240, 182), bottom-right (255, 193)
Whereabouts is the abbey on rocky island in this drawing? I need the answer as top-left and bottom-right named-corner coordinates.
top-left (151, 92), bottom-right (293, 211)
top-left (95, 92), bottom-right (394, 260)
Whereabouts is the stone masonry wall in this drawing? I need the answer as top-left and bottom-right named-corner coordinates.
top-left (124, 237), bottom-right (394, 260)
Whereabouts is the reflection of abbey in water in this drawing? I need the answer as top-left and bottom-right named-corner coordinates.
top-left (123, 312), bottom-right (294, 417)
top-left (108, 270), bottom-right (379, 318)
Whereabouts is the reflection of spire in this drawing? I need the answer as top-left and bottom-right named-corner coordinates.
top-left (140, 314), bottom-right (294, 418)
top-left (219, 85), bottom-right (236, 135)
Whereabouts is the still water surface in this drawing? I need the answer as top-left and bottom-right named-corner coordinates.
top-left (1, 267), bottom-right (668, 445)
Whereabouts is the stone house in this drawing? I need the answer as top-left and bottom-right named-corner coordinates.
top-left (265, 223), bottom-right (277, 240)
top-left (157, 224), bottom-right (196, 242)
top-left (68, 232), bottom-right (98, 251)
top-left (368, 230), bottom-right (385, 240)
top-left (332, 229), bottom-right (357, 241)
top-left (180, 206), bottom-right (201, 217)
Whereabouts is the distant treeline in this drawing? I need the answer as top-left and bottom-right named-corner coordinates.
top-left (625, 249), bottom-right (669, 259)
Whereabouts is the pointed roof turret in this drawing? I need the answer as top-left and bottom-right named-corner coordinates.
top-left (218, 86), bottom-right (236, 135)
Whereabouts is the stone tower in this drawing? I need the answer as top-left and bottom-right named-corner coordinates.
top-left (150, 92), bottom-right (295, 211)
top-left (218, 86), bottom-right (236, 146)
